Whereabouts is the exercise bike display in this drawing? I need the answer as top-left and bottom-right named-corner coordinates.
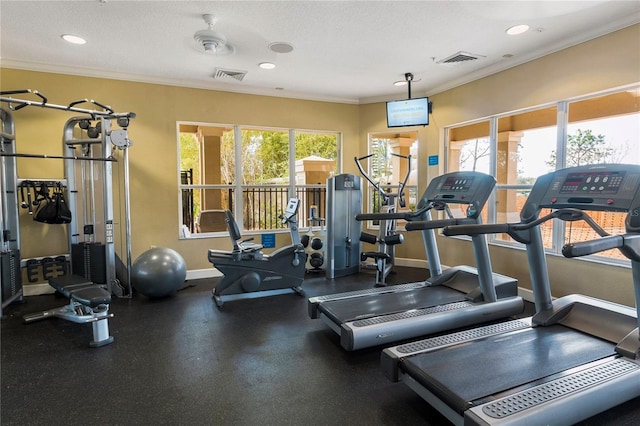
top-left (355, 153), bottom-right (411, 287)
top-left (208, 198), bottom-right (307, 307)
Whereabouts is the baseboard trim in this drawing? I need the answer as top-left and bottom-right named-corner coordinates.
top-left (186, 268), bottom-right (223, 280)
top-left (395, 257), bottom-right (429, 269)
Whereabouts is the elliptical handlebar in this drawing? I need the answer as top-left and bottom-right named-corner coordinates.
top-left (354, 153), bottom-right (412, 208)
top-left (355, 154), bottom-right (385, 200)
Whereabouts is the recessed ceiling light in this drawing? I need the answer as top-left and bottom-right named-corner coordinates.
top-left (61, 34), bottom-right (87, 45)
top-left (259, 62), bottom-right (276, 70)
top-left (506, 24), bottom-right (530, 36)
top-left (268, 42), bottom-right (294, 54)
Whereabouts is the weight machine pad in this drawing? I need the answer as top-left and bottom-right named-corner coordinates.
top-left (49, 274), bottom-right (111, 308)
top-left (361, 251), bottom-right (391, 261)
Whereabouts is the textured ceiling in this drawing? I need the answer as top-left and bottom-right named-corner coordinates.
top-left (1, 1), bottom-right (639, 104)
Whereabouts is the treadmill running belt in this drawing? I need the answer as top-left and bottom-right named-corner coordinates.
top-left (320, 286), bottom-right (466, 324)
top-left (401, 325), bottom-right (615, 414)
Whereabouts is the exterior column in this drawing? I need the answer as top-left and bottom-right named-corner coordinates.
top-left (496, 131), bottom-right (523, 223)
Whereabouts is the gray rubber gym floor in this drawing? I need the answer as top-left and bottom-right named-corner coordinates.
top-left (2, 266), bottom-right (639, 425)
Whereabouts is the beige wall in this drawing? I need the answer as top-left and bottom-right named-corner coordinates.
top-left (0, 69), bottom-right (359, 273)
top-left (362, 25), bottom-right (639, 306)
top-left (2, 24), bottom-right (639, 306)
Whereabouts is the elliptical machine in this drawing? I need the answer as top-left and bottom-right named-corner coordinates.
top-left (355, 153), bottom-right (411, 286)
top-left (208, 198), bottom-right (307, 307)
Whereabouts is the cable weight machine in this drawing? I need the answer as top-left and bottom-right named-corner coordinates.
top-left (63, 111), bottom-right (134, 297)
top-left (0, 107), bottom-right (22, 317)
top-left (1, 90), bottom-right (135, 344)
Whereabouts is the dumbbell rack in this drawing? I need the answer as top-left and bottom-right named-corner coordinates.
top-left (305, 216), bottom-right (326, 273)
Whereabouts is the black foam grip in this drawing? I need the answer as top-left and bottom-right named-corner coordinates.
top-left (360, 232), bottom-right (378, 244)
top-left (443, 223), bottom-right (510, 236)
top-left (405, 218), bottom-right (475, 231)
top-left (562, 235), bottom-right (623, 258)
top-left (356, 212), bottom-right (409, 221)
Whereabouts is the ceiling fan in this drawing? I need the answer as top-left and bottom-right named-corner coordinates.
top-left (194, 14), bottom-right (235, 56)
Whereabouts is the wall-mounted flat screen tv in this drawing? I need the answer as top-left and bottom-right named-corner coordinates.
top-left (386, 97), bottom-right (430, 128)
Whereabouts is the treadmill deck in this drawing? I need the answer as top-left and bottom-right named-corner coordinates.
top-left (319, 285), bottom-right (466, 324)
top-left (401, 324), bottom-right (617, 413)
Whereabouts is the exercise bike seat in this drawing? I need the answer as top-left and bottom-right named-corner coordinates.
top-left (49, 274), bottom-right (111, 308)
top-left (236, 239), bottom-right (263, 253)
top-left (225, 210), bottom-right (263, 253)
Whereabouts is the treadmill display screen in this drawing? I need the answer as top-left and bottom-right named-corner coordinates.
top-left (560, 171), bottom-right (625, 194)
top-left (441, 176), bottom-right (474, 192)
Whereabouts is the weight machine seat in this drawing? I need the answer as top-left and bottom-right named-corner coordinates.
top-left (49, 274), bottom-right (111, 308)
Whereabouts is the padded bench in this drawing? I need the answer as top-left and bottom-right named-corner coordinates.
top-left (23, 274), bottom-right (114, 347)
top-left (49, 274), bottom-right (111, 308)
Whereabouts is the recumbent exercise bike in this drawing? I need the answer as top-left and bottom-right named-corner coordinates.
top-left (208, 198), bottom-right (307, 307)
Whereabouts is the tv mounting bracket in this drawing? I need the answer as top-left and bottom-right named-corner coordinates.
top-left (404, 72), bottom-right (414, 99)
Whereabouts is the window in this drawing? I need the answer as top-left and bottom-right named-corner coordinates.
top-left (561, 91), bottom-right (640, 260)
top-left (447, 120), bottom-right (491, 222)
top-left (295, 131), bottom-right (340, 225)
top-left (495, 107), bottom-right (558, 247)
top-left (446, 86), bottom-right (640, 264)
top-left (178, 123), bottom-right (339, 238)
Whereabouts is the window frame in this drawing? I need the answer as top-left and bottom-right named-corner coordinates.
top-left (177, 122), bottom-right (341, 239)
top-left (444, 84), bottom-right (640, 267)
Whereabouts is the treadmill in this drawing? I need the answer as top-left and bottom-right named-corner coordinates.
top-left (308, 170), bottom-right (523, 351)
top-left (381, 164), bottom-right (640, 426)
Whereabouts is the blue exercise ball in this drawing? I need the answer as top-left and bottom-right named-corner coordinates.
top-left (131, 247), bottom-right (187, 298)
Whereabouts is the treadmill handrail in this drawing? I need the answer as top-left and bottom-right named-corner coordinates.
top-left (443, 208), bottom-right (608, 243)
top-left (564, 233), bottom-right (640, 262)
top-left (405, 217), bottom-right (476, 231)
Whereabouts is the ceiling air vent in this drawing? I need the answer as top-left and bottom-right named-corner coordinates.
top-left (213, 68), bottom-right (247, 82)
top-left (437, 51), bottom-right (485, 64)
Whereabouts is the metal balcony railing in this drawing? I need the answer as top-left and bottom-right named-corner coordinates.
top-left (182, 184), bottom-right (327, 233)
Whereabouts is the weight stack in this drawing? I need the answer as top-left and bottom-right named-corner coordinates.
top-left (71, 242), bottom-right (107, 284)
top-left (1, 249), bottom-right (22, 303)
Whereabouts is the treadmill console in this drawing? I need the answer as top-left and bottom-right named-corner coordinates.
top-left (523, 164), bottom-right (640, 219)
top-left (417, 171), bottom-right (496, 219)
top-left (440, 175), bottom-right (476, 193)
top-left (558, 171), bottom-right (625, 195)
